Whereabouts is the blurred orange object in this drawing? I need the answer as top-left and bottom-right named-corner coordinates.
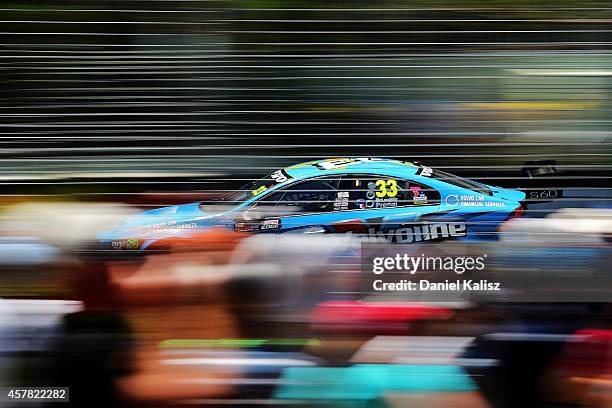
top-left (147, 228), bottom-right (250, 254)
top-left (105, 230), bottom-right (252, 405)
top-left (107, 229), bottom-right (250, 307)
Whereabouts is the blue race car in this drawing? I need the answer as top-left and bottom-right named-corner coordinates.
top-left (100, 158), bottom-right (526, 251)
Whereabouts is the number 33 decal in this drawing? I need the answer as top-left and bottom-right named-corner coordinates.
top-left (375, 179), bottom-right (398, 198)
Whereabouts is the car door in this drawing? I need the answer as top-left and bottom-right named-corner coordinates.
top-left (237, 173), bottom-right (442, 237)
top-left (318, 173), bottom-right (441, 235)
top-left (266, 173), bottom-right (441, 234)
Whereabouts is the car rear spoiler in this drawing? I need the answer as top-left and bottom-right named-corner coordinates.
top-left (520, 160), bottom-right (563, 203)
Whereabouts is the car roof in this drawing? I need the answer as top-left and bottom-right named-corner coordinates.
top-left (283, 157), bottom-right (420, 179)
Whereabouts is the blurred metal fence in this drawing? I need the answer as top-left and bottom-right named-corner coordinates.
top-left (0, 1), bottom-right (610, 199)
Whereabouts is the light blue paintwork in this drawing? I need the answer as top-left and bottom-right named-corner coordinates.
top-left (98, 158), bottom-right (525, 249)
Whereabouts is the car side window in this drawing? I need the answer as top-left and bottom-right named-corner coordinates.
top-left (339, 175), bottom-right (440, 210)
top-left (250, 176), bottom-right (341, 214)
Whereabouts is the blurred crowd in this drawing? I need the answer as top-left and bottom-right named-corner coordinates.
top-left (0, 202), bottom-right (609, 407)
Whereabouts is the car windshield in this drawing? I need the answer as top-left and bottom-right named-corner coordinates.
top-left (199, 179), bottom-right (268, 214)
top-left (431, 169), bottom-right (492, 196)
top-left (218, 177), bottom-right (273, 205)
top-left (200, 171), bottom-right (289, 213)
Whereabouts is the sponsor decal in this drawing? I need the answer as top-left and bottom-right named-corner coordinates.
top-left (334, 191), bottom-right (350, 210)
top-left (315, 158), bottom-right (363, 170)
top-left (260, 218), bottom-right (281, 230)
top-left (235, 217), bottom-right (282, 232)
top-left (373, 198), bottom-right (398, 208)
top-left (111, 239), bottom-right (140, 250)
top-left (252, 185), bottom-right (268, 196)
top-left (235, 222), bottom-right (258, 232)
top-left (314, 157), bottom-right (397, 171)
top-left (410, 186), bottom-right (428, 205)
top-left (342, 221), bottom-right (467, 243)
top-left (271, 169), bottom-right (291, 183)
top-left (445, 194), bottom-right (459, 206)
top-left (459, 195), bottom-right (505, 208)
top-left (416, 166), bottom-right (433, 177)
top-left (137, 221), bottom-right (198, 236)
top-left (366, 182), bottom-right (377, 199)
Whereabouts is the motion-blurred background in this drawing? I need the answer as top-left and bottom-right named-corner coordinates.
top-left (0, 1), bottom-right (610, 407)
top-left (2, 0), bottom-right (611, 196)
